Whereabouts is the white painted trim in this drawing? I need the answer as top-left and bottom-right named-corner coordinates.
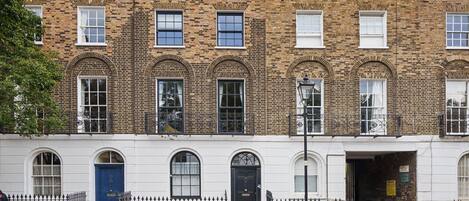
top-left (77, 76), bottom-right (108, 133)
top-left (289, 151), bottom-right (325, 198)
top-left (358, 10), bottom-right (387, 48)
top-left (154, 46), bottom-right (185, 49)
top-left (25, 147), bottom-right (63, 195)
top-left (295, 10), bottom-right (324, 48)
top-left (89, 147), bottom-right (127, 201)
top-left (216, 10), bottom-right (245, 48)
top-left (155, 9), bottom-right (184, 47)
top-left (446, 13), bottom-right (469, 49)
top-left (167, 148), bottom-right (204, 197)
top-left (76, 6), bottom-right (106, 45)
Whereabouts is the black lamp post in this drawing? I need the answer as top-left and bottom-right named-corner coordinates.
top-left (297, 75), bottom-right (315, 201)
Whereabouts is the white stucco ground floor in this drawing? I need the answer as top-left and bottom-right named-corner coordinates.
top-left (0, 134), bottom-right (468, 201)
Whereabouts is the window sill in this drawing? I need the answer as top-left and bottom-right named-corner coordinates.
top-left (34, 41), bottom-right (43, 45)
top-left (295, 46), bottom-right (326, 49)
top-left (154, 45), bottom-right (185, 49)
top-left (215, 46), bottom-right (246, 50)
top-left (358, 46), bottom-right (389, 49)
top-left (446, 47), bottom-right (469, 50)
top-left (75, 43), bottom-right (107, 47)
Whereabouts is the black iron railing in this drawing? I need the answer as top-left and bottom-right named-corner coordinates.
top-left (144, 112), bottom-right (255, 135)
top-left (288, 112), bottom-right (445, 136)
top-left (0, 112), bottom-right (114, 135)
top-left (119, 191), bottom-right (228, 201)
top-left (7, 191), bottom-right (86, 201)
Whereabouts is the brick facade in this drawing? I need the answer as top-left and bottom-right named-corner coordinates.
top-left (24, 0), bottom-right (469, 136)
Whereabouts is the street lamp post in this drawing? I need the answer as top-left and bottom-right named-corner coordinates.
top-left (297, 75), bottom-right (315, 201)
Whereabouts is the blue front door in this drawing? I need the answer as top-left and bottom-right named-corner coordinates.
top-left (95, 164), bottom-right (124, 201)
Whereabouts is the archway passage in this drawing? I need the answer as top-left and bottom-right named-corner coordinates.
top-left (231, 152), bottom-right (261, 201)
top-left (95, 151), bottom-right (124, 201)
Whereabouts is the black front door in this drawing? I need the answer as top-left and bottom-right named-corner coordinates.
top-left (232, 167), bottom-right (260, 201)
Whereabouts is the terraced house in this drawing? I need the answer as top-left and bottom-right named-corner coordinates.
top-left (2, 0), bottom-right (469, 201)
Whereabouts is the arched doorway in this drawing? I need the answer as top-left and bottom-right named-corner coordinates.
top-left (231, 152), bottom-right (261, 201)
top-left (95, 151), bottom-right (124, 201)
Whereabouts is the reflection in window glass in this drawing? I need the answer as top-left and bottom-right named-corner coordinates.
top-left (156, 11), bottom-right (183, 46)
top-left (446, 81), bottom-right (468, 134)
top-left (158, 80), bottom-right (183, 133)
top-left (217, 13), bottom-right (243, 47)
top-left (218, 80), bottom-right (244, 133)
top-left (447, 14), bottom-right (469, 47)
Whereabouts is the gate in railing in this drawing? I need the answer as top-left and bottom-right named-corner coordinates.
top-left (7, 191), bottom-right (86, 201)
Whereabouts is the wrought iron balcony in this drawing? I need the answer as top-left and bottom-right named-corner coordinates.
top-left (289, 112), bottom-right (445, 137)
top-left (0, 112), bottom-right (114, 135)
top-left (144, 112), bottom-right (255, 135)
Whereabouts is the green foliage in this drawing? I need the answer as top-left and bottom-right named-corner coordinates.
top-left (0, 0), bottom-right (63, 135)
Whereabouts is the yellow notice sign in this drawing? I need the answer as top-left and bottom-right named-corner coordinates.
top-left (386, 180), bottom-right (397, 196)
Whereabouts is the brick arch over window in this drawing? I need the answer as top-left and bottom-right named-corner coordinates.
top-left (63, 53), bottom-right (116, 132)
top-left (207, 56), bottom-right (255, 134)
top-left (439, 58), bottom-right (469, 136)
top-left (145, 55), bottom-right (195, 80)
top-left (350, 57), bottom-right (397, 135)
top-left (350, 57), bottom-right (396, 79)
top-left (287, 57), bottom-right (333, 135)
top-left (286, 56), bottom-right (334, 79)
top-left (143, 55), bottom-right (194, 134)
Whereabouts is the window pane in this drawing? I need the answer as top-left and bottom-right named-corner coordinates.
top-left (32, 152), bottom-right (61, 196)
top-left (217, 13), bottom-right (243, 47)
top-left (171, 152), bottom-right (200, 198)
top-left (156, 11), bottom-right (183, 46)
top-left (79, 8), bottom-right (105, 43)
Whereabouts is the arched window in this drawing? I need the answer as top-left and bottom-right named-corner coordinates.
top-left (95, 151), bottom-right (124, 164)
top-left (171, 151), bottom-right (200, 198)
top-left (231, 152), bottom-right (260, 167)
top-left (459, 153), bottom-right (469, 200)
top-left (32, 152), bottom-right (61, 195)
top-left (294, 157), bottom-right (318, 193)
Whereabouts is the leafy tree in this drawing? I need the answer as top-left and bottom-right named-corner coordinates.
top-left (0, 0), bottom-right (63, 135)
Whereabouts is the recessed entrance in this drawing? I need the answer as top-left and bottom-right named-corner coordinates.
top-left (231, 152), bottom-right (261, 201)
top-left (346, 152), bottom-right (416, 201)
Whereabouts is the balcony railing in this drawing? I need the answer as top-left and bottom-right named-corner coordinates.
top-left (0, 112), bottom-right (114, 135)
top-left (144, 112), bottom-right (255, 135)
top-left (289, 112), bottom-right (445, 136)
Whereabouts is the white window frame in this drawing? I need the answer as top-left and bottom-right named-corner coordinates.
top-left (359, 11), bottom-right (388, 49)
top-left (76, 6), bottom-right (106, 46)
top-left (215, 10), bottom-right (246, 49)
top-left (359, 79), bottom-right (387, 135)
top-left (296, 79), bottom-right (324, 135)
top-left (446, 13), bottom-right (469, 49)
top-left (216, 78), bottom-right (246, 134)
top-left (77, 76), bottom-right (108, 133)
top-left (445, 79), bottom-right (469, 135)
top-left (459, 153), bottom-right (469, 201)
top-left (31, 151), bottom-right (62, 196)
top-left (25, 5), bottom-right (43, 45)
top-left (295, 10), bottom-right (324, 49)
top-left (155, 78), bottom-right (185, 134)
top-left (154, 9), bottom-right (185, 48)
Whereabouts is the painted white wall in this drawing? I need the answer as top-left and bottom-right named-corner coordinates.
top-left (0, 135), bottom-right (468, 201)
